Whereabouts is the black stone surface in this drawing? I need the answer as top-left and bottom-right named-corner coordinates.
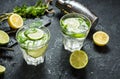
top-left (0, 0), bottom-right (120, 79)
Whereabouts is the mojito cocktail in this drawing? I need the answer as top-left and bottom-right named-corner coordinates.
top-left (16, 26), bottom-right (50, 66)
top-left (60, 13), bottom-right (91, 52)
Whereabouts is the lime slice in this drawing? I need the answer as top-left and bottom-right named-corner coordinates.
top-left (93, 31), bottom-right (109, 46)
top-left (27, 45), bottom-right (47, 58)
top-left (25, 28), bottom-right (44, 40)
top-left (70, 50), bottom-right (88, 69)
top-left (0, 65), bottom-right (6, 74)
top-left (69, 33), bottom-right (86, 38)
top-left (0, 30), bottom-right (9, 45)
top-left (8, 13), bottom-right (23, 29)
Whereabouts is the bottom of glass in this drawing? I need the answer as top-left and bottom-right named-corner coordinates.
top-left (63, 43), bottom-right (83, 52)
top-left (22, 49), bottom-right (44, 66)
top-left (63, 37), bottom-right (85, 52)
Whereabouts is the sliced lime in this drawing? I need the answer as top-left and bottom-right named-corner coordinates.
top-left (8, 13), bottom-right (23, 29)
top-left (64, 32), bottom-right (86, 38)
top-left (70, 33), bottom-right (86, 38)
top-left (93, 31), bottom-right (109, 46)
top-left (0, 30), bottom-right (9, 45)
top-left (70, 50), bottom-right (88, 69)
top-left (0, 65), bottom-right (6, 74)
top-left (27, 45), bottom-right (47, 58)
top-left (25, 28), bottom-right (44, 40)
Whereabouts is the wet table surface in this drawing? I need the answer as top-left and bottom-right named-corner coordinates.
top-left (0, 0), bottom-right (120, 79)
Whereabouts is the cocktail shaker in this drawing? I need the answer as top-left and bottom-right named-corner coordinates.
top-left (56, 0), bottom-right (98, 27)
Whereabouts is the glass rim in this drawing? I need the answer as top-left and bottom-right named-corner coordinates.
top-left (16, 25), bottom-right (50, 49)
top-left (60, 13), bottom-right (92, 27)
top-left (60, 13), bottom-right (92, 38)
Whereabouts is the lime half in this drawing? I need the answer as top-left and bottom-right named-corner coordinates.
top-left (93, 31), bottom-right (109, 46)
top-left (70, 50), bottom-right (88, 69)
top-left (0, 30), bottom-right (10, 45)
top-left (0, 65), bottom-right (6, 74)
top-left (8, 13), bottom-right (23, 29)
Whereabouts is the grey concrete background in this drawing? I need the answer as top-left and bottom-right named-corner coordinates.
top-left (0, 0), bottom-right (120, 79)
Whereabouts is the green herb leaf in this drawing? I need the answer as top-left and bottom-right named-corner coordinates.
top-left (13, 0), bottom-right (48, 18)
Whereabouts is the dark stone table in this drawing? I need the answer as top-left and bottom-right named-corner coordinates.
top-left (0, 0), bottom-right (120, 79)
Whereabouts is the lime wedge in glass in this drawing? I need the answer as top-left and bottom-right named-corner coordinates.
top-left (25, 28), bottom-right (44, 40)
top-left (69, 33), bottom-right (86, 38)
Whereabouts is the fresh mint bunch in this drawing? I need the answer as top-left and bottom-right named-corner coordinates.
top-left (13, 0), bottom-right (48, 18)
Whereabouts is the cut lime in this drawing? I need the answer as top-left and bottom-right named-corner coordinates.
top-left (8, 13), bottom-right (23, 29)
top-left (27, 45), bottom-right (47, 58)
top-left (69, 33), bottom-right (86, 38)
top-left (93, 31), bottom-right (109, 46)
top-left (0, 30), bottom-right (10, 45)
top-left (25, 28), bottom-right (44, 40)
top-left (0, 65), bottom-right (6, 74)
top-left (70, 50), bottom-right (88, 69)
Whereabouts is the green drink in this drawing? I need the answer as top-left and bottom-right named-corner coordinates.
top-left (16, 26), bottom-right (50, 66)
top-left (60, 13), bottom-right (91, 52)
